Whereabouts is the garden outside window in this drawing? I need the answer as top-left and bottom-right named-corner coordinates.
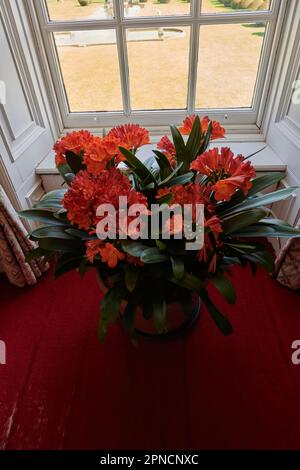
top-left (32, 0), bottom-right (283, 132)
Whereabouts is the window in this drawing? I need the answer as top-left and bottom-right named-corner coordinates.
top-left (33, 0), bottom-right (283, 131)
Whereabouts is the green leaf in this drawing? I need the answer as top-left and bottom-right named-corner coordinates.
top-left (38, 237), bottom-right (85, 253)
top-left (25, 247), bottom-right (49, 262)
top-left (30, 225), bottom-right (75, 240)
top-left (120, 297), bottom-right (137, 339)
top-left (210, 272), bottom-right (236, 305)
top-left (125, 265), bottom-right (139, 293)
top-left (170, 125), bottom-right (189, 173)
top-left (54, 254), bottom-right (83, 278)
top-left (65, 150), bottom-right (86, 174)
top-left (153, 291), bottom-right (167, 334)
top-left (259, 218), bottom-right (299, 229)
top-left (153, 150), bottom-right (172, 177)
top-left (224, 241), bottom-right (264, 254)
top-left (78, 258), bottom-right (89, 278)
top-left (231, 223), bottom-right (300, 238)
top-left (122, 241), bottom-right (151, 258)
top-left (248, 173), bottom-right (285, 196)
top-left (64, 173), bottom-right (75, 185)
top-left (165, 171), bottom-right (194, 187)
top-left (39, 189), bottom-right (67, 203)
top-left (119, 146), bottom-right (157, 186)
top-left (221, 208), bottom-right (268, 235)
top-left (217, 173), bottom-right (287, 214)
top-left (198, 121), bottom-right (213, 155)
top-left (158, 162), bottom-right (183, 186)
top-left (98, 286), bottom-right (125, 342)
top-left (244, 146), bottom-right (267, 160)
top-left (57, 162), bottom-right (74, 186)
top-left (171, 256), bottom-right (184, 280)
top-left (19, 209), bottom-right (66, 226)
top-left (186, 115), bottom-right (202, 160)
top-left (242, 251), bottom-right (275, 274)
top-left (222, 187), bottom-right (297, 216)
top-left (65, 228), bottom-right (98, 240)
top-left (201, 290), bottom-right (233, 336)
top-left (169, 272), bottom-right (205, 291)
top-left (140, 247), bottom-right (169, 264)
top-left (155, 192), bottom-right (174, 205)
top-left (34, 200), bottom-right (64, 210)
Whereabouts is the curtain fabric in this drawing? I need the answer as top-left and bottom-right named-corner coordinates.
top-left (275, 235), bottom-right (300, 290)
top-left (0, 186), bottom-right (49, 287)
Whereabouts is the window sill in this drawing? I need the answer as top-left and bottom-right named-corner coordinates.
top-left (36, 141), bottom-right (287, 176)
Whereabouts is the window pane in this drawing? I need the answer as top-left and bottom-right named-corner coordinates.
top-left (46, 0), bottom-right (114, 21)
top-left (54, 30), bottom-right (123, 112)
top-left (200, 0), bottom-right (271, 14)
top-left (126, 26), bottom-right (190, 110)
top-left (123, 0), bottom-right (190, 18)
top-left (195, 22), bottom-right (267, 109)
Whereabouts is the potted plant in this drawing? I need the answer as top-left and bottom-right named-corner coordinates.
top-left (20, 116), bottom-right (300, 341)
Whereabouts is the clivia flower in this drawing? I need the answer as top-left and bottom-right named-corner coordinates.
top-left (86, 240), bottom-right (125, 268)
top-left (54, 130), bottom-right (93, 166)
top-left (157, 136), bottom-right (177, 167)
top-left (99, 243), bottom-right (125, 268)
top-left (83, 136), bottom-right (122, 176)
top-left (107, 124), bottom-right (150, 151)
top-left (190, 147), bottom-right (256, 202)
top-left (179, 115), bottom-right (225, 140)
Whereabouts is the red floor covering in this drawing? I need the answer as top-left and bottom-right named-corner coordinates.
top-left (0, 265), bottom-right (300, 450)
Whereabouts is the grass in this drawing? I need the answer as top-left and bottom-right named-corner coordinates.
top-left (49, 0), bottom-right (266, 112)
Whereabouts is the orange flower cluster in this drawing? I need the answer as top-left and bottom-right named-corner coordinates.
top-left (54, 125), bottom-right (150, 174)
top-left (83, 135), bottom-right (122, 175)
top-left (86, 241), bottom-right (143, 268)
top-left (54, 130), bottom-right (93, 166)
top-left (62, 168), bottom-right (147, 231)
top-left (179, 115), bottom-right (225, 140)
top-left (156, 182), bottom-right (214, 233)
top-left (157, 136), bottom-right (176, 167)
top-left (157, 183), bottom-right (210, 215)
top-left (86, 240), bottom-right (125, 268)
top-left (190, 147), bottom-right (256, 202)
top-left (197, 215), bottom-right (224, 273)
top-left (55, 120), bottom-right (255, 274)
top-left (157, 115), bottom-right (225, 166)
top-left (107, 124), bottom-right (150, 151)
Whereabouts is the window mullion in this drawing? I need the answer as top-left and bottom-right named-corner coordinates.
top-left (187, 0), bottom-right (201, 113)
top-left (187, 22), bottom-right (200, 114)
top-left (114, 0), bottom-right (131, 116)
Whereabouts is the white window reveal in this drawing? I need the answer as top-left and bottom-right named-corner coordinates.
top-left (32, 0), bottom-right (284, 131)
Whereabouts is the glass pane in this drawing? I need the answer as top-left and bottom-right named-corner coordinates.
top-left (195, 22), bottom-right (267, 109)
top-left (126, 26), bottom-right (190, 110)
top-left (46, 0), bottom-right (114, 21)
top-left (201, 0), bottom-right (271, 14)
top-left (54, 30), bottom-right (123, 112)
top-left (123, 0), bottom-right (191, 18)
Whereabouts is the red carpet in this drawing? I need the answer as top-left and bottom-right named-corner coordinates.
top-left (0, 264), bottom-right (300, 450)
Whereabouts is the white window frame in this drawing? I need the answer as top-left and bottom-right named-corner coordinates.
top-left (28, 0), bottom-right (285, 136)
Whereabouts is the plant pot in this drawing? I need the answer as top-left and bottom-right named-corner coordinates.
top-left (96, 270), bottom-right (201, 340)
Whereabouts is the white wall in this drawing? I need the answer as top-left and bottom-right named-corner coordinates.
top-left (266, 0), bottom-right (300, 227)
top-left (0, 0), bottom-right (56, 210)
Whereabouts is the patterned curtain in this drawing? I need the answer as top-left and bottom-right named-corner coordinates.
top-left (275, 234), bottom-right (300, 290)
top-left (0, 186), bottom-right (49, 287)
